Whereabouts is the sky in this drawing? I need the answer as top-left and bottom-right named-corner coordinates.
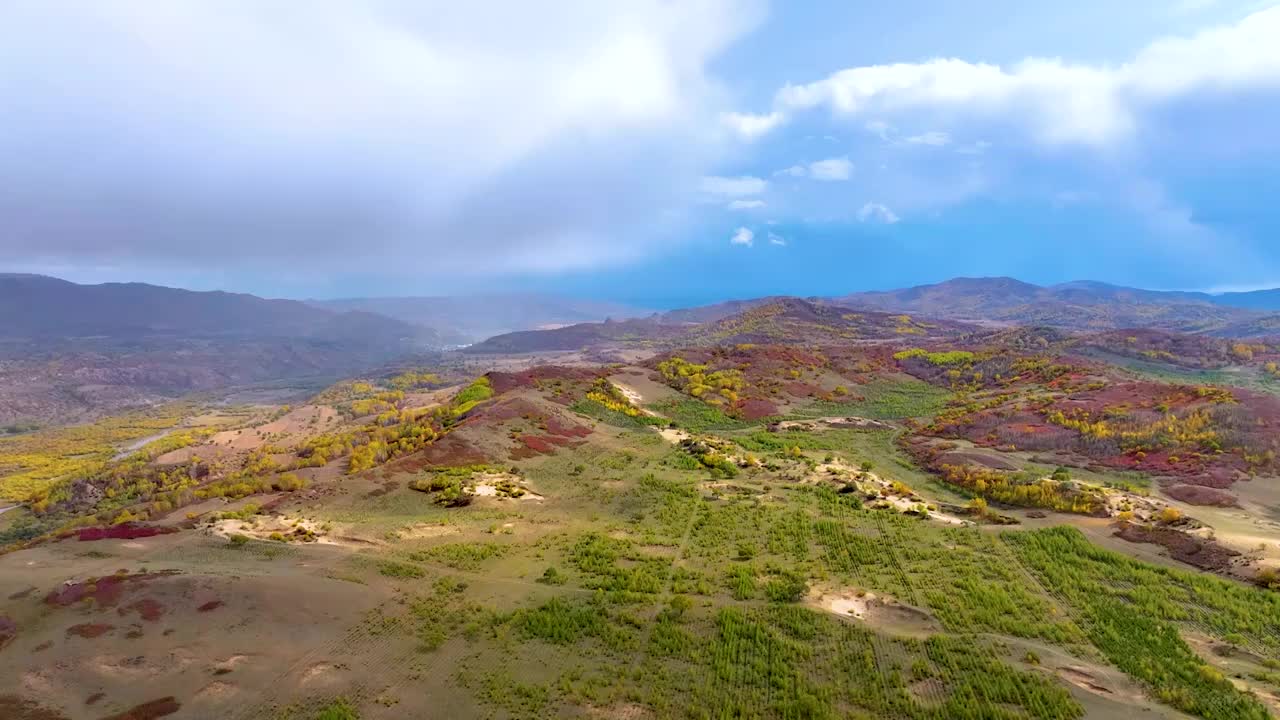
top-left (3, 0), bottom-right (1280, 308)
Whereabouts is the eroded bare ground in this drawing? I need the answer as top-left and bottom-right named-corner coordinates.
top-left (0, 531), bottom-right (395, 720)
top-left (805, 584), bottom-right (942, 638)
top-left (995, 636), bottom-right (1197, 720)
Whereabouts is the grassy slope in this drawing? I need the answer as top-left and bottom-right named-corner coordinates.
top-left (279, 390), bottom-right (1280, 719)
top-left (6, 372), bottom-right (1280, 720)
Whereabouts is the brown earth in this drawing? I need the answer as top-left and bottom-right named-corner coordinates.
top-left (1113, 521), bottom-right (1241, 572)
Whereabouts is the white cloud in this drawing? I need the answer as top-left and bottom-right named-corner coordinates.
top-left (767, 232), bottom-right (786, 246)
top-left (721, 110), bottom-right (784, 140)
top-left (0, 1), bottom-right (762, 277)
top-left (727, 199), bottom-right (765, 210)
top-left (727, 7), bottom-right (1280, 146)
top-left (730, 227), bottom-right (754, 246)
top-left (857, 202), bottom-right (900, 224)
top-left (904, 131), bottom-right (951, 146)
top-left (700, 175), bottom-right (768, 197)
top-left (808, 156), bottom-right (853, 181)
top-left (775, 156), bottom-right (853, 181)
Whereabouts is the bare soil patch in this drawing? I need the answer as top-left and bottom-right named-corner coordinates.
top-left (806, 586), bottom-right (940, 637)
top-left (1113, 521), bottom-right (1241, 572)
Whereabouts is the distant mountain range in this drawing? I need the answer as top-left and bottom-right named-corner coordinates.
top-left (0, 273), bottom-right (429, 346)
top-left (8, 272), bottom-right (1280, 424)
top-left (466, 277), bottom-right (1280, 354)
top-left (832, 277), bottom-right (1280, 336)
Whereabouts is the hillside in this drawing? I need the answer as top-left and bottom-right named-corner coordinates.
top-left (6, 327), bottom-right (1280, 719)
top-left (464, 298), bottom-right (974, 353)
top-left (0, 275), bottom-right (436, 425)
top-left (0, 274), bottom-right (428, 344)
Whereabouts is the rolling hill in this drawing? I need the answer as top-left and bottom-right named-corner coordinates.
top-left (0, 275), bottom-right (437, 425)
top-left (463, 298), bottom-right (975, 353)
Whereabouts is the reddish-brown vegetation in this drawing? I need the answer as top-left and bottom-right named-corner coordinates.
top-left (545, 416), bottom-right (592, 438)
top-left (98, 697), bottom-right (181, 720)
top-left (119, 597), bottom-right (164, 622)
top-left (0, 694), bottom-right (70, 720)
top-left (915, 353), bottom-right (1280, 491)
top-left (737, 398), bottom-right (780, 420)
top-left (45, 570), bottom-right (178, 609)
top-left (66, 623), bottom-right (113, 638)
top-left (386, 433), bottom-right (488, 472)
top-left (68, 524), bottom-right (177, 542)
top-left (488, 366), bottom-right (600, 396)
top-left (511, 433), bottom-right (582, 459)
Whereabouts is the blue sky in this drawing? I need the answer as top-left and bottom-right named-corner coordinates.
top-left (3, 1), bottom-right (1280, 307)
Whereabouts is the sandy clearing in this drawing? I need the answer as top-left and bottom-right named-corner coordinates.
top-left (823, 592), bottom-right (875, 620)
top-left (657, 427), bottom-right (691, 444)
top-left (398, 523), bottom-right (461, 540)
top-left (816, 459), bottom-right (971, 527)
top-left (610, 382), bottom-right (665, 417)
top-left (806, 585), bottom-right (940, 637)
top-left (207, 514), bottom-right (375, 547)
top-left (774, 417), bottom-right (894, 431)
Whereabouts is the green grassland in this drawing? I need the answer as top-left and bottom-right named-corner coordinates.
top-left (789, 376), bottom-right (954, 420)
top-left (278, 402), bottom-right (1280, 719)
top-left (1085, 348), bottom-right (1280, 396)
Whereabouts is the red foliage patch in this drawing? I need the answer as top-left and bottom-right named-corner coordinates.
top-left (118, 598), bottom-right (165, 622)
top-left (471, 397), bottom-right (545, 425)
top-left (544, 416), bottom-right (592, 438)
top-left (69, 524), bottom-right (177, 542)
top-left (520, 435), bottom-right (560, 453)
top-left (736, 398), bottom-right (779, 420)
top-left (511, 433), bottom-right (581, 459)
top-left (66, 623), bottom-right (113, 639)
top-left (783, 382), bottom-right (821, 398)
top-left (389, 433), bottom-right (488, 472)
top-left (98, 697), bottom-right (181, 720)
top-left (488, 366), bottom-right (600, 395)
top-left (196, 600), bottom-right (223, 613)
top-left (44, 570), bottom-right (178, 609)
